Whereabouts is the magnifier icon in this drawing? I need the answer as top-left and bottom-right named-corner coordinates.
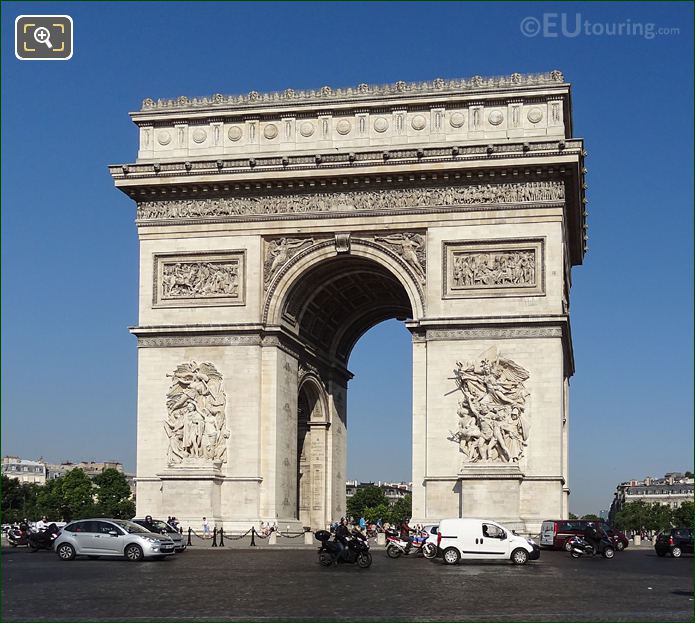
top-left (33, 26), bottom-right (53, 49)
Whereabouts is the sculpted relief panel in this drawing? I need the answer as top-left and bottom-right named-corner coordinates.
top-left (136, 181), bottom-right (564, 221)
top-left (448, 348), bottom-right (530, 467)
top-left (154, 251), bottom-right (245, 307)
top-left (262, 232), bottom-right (427, 296)
top-left (164, 361), bottom-right (230, 466)
top-left (444, 239), bottom-right (544, 298)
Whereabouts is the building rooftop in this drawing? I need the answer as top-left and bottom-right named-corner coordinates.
top-left (139, 70), bottom-right (567, 113)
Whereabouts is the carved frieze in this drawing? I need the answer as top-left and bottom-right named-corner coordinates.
top-left (164, 361), bottom-right (229, 466)
top-left (443, 239), bottom-right (544, 298)
top-left (136, 181), bottom-right (565, 221)
top-left (448, 348), bottom-right (530, 467)
top-left (153, 251), bottom-right (245, 307)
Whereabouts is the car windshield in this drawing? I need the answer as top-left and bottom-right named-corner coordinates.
top-left (111, 520), bottom-right (150, 534)
top-left (150, 520), bottom-right (176, 533)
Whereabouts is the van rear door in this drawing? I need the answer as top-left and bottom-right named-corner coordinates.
top-left (540, 521), bottom-right (556, 546)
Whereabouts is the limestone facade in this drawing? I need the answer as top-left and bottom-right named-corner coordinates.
top-left (111, 71), bottom-right (586, 534)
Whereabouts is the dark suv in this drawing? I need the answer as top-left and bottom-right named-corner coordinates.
top-left (655, 528), bottom-right (693, 558)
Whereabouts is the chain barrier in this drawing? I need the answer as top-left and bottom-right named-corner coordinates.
top-left (183, 526), bottom-right (309, 547)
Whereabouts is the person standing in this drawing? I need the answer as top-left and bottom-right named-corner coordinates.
top-left (203, 517), bottom-right (210, 539)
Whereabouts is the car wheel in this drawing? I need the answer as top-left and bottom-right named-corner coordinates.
top-left (386, 544), bottom-right (402, 559)
top-left (671, 546), bottom-right (682, 558)
top-left (442, 547), bottom-right (460, 565)
top-left (423, 542), bottom-right (437, 559)
top-left (602, 547), bottom-right (615, 559)
top-left (511, 548), bottom-right (529, 565)
top-left (57, 543), bottom-right (76, 561)
top-left (564, 540), bottom-right (573, 552)
top-left (616, 541), bottom-right (625, 551)
top-left (357, 552), bottom-right (372, 568)
top-left (29, 544), bottom-right (39, 553)
top-left (125, 544), bottom-right (144, 562)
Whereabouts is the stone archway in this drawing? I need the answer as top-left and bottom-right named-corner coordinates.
top-left (112, 72), bottom-right (586, 534)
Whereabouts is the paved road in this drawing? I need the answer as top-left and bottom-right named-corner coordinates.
top-left (2, 546), bottom-right (692, 621)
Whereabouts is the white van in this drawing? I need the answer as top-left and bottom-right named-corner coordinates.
top-left (435, 518), bottom-right (540, 565)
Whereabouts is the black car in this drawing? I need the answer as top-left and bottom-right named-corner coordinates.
top-left (654, 528), bottom-right (693, 558)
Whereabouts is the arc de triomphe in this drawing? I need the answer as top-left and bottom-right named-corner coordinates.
top-left (110, 71), bottom-right (586, 533)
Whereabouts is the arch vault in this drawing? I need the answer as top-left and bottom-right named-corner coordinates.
top-left (111, 71), bottom-right (586, 534)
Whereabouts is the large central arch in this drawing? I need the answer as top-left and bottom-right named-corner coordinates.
top-left (113, 72), bottom-right (586, 534)
top-left (277, 249), bottom-right (418, 526)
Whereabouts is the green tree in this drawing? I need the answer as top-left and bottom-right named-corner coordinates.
top-left (390, 494), bottom-right (412, 524)
top-left (568, 512), bottom-right (578, 520)
top-left (614, 500), bottom-right (650, 532)
top-left (93, 469), bottom-right (134, 519)
top-left (581, 513), bottom-right (600, 521)
top-left (646, 503), bottom-right (672, 533)
top-left (362, 503), bottom-right (392, 524)
top-left (347, 486), bottom-right (388, 518)
top-left (671, 501), bottom-right (694, 528)
top-left (1, 475), bottom-right (40, 523)
top-left (37, 469), bottom-right (96, 521)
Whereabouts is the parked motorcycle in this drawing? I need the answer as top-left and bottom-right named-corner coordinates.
top-left (27, 524), bottom-right (61, 552)
top-left (315, 529), bottom-right (372, 568)
top-left (8, 525), bottom-right (30, 547)
top-left (385, 529), bottom-right (437, 559)
top-left (567, 535), bottom-right (615, 559)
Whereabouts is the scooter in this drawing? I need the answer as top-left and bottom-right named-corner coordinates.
top-left (27, 524), bottom-right (61, 552)
top-left (385, 530), bottom-right (437, 559)
top-left (8, 525), bottom-right (30, 547)
top-left (315, 529), bottom-right (372, 568)
top-left (567, 535), bottom-right (615, 559)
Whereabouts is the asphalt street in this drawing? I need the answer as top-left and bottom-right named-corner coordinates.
top-left (2, 546), bottom-right (692, 621)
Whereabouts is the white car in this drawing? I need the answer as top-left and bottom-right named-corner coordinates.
top-left (435, 517), bottom-right (541, 565)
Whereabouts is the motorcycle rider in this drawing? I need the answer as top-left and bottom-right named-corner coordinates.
top-left (583, 522), bottom-right (602, 554)
top-left (400, 518), bottom-right (414, 555)
top-left (334, 517), bottom-right (350, 561)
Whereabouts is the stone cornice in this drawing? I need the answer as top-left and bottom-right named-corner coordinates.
top-left (110, 139), bottom-right (583, 187)
top-left (136, 71), bottom-right (566, 115)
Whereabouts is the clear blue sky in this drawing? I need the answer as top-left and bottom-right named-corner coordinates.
top-left (2, 2), bottom-right (692, 515)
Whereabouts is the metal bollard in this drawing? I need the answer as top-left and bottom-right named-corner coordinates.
top-left (179, 526), bottom-right (183, 535)
top-left (187, 527), bottom-right (192, 546)
top-left (250, 526), bottom-right (257, 547)
top-left (212, 527), bottom-right (218, 547)
top-left (219, 527), bottom-right (225, 547)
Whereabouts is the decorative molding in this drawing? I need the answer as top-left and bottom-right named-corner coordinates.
top-left (138, 335), bottom-right (262, 348)
top-left (153, 251), bottom-right (246, 308)
top-left (140, 71), bottom-right (566, 112)
top-left (427, 327), bottom-right (562, 341)
top-left (136, 181), bottom-right (565, 221)
top-left (448, 347), bottom-right (530, 466)
top-left (443, 238), bottom-right (545, 299)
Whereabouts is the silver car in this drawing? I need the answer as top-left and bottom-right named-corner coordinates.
top-left (54, 518), bottom-right (176, 561)
top-left (131, 518), bottom-right (186, 552)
